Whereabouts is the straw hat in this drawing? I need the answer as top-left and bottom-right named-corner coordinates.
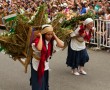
top-left (41, 24), bottom-right (53, 34)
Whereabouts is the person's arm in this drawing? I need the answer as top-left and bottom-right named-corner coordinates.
top-left (66, 0), bottom-right (74, 5)
top-left (70, 27), bottom-right (80, 37)
top-left (53, 32), bottom-right (64, 48)
top-left (35, 33), bottom-right (43, 51)
top-left (80, 30), bottom-right (86, 37)
top-left (76, 2), bottom-right (82, 9)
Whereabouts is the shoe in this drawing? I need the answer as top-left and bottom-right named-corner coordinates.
top-left (79, 70), bottom-right (87, 75)
top-left (73, 72), bottom-right (80, 76)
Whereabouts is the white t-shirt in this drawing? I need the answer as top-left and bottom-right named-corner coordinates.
top-left (32, 40), bottom-right (64, 71)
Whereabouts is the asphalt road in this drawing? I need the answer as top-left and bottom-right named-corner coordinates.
top-left (0, 30), bottom-right (110, 90)
top-left (50, 49), bottom-right (110, 90)
top-left (0, 48), bottom-right (110, 90)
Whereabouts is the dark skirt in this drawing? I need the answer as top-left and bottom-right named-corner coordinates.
top-left (66, 43), bottom-right (89, 69)
top-left (31, 66), bottom-right (49, 90)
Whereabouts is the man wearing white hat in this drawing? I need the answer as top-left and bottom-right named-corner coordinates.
top-left (66, 18), bottom-right (95, 76)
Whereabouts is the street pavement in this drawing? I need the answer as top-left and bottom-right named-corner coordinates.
top-left (0, 29), bottom-right (110, 90)
top-left (50, 49), bottom-right (110, 90)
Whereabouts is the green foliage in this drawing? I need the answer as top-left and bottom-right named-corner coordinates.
top-left (30, 4), bottom-right (48, 26)
top-left (0, 46), bottom-right (4, 52)
top-left (62, 12), bottom-right (95, 29)
top-left (51, 13), bottom-right (65, 31)
top-left (0, 4), bottom-right (48, 58)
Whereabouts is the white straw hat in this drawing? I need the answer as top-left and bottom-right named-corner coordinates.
top-left (41, 24), bottom-right (53, 34)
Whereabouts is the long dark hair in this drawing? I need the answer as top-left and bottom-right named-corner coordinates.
top-left (42, 34), bottom-right (54, 57)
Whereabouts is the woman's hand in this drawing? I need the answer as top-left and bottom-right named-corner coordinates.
top-left (53, 32), bottom-right (56, 38)
top-left (36, 32), bottom-right (42, 37)
top-left (81, 31), bottom-right (86, 37)
top-left (53, 32), bottom-right (64, 48)
top-left (34, 31), bottom-right (42, 38)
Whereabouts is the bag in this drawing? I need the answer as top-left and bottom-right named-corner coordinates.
top-left (75, 36), bottom-right (84, 42)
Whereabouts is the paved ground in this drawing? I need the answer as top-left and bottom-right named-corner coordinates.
top-left (0, 29), bottom-right (110, 90)
top-left (50, 49), bottom-right (110, 90)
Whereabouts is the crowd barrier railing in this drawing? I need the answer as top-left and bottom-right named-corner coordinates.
top-left (90, 19), bottom-right (110, 48)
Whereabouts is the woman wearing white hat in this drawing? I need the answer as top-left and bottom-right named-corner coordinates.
top-left (66, 18), bottom-right (95, 76)
top-left (30, 24), bottom-right (64, 90)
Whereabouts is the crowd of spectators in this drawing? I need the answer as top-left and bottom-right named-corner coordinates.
top-left (0, 0), bottom-right (110, 50)
top-left (0, 0), bottom-right (110, 20)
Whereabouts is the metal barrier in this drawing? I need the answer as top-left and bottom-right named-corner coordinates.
top-left (90, 19), bottom-right (110, 48)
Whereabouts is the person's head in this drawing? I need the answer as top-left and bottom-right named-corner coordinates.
top-left (41, 24), bottom-right (54, 41)
top-left (98, 1), bottom-right (102, 7)
top-left (80, 2), bottom-right (86, 8)
top-left (106, 7), bottom-right (110, 14)
top-left (84, 18), bottom-right (94, 29)
top-left (94, 0), bottom-right (97, 5)
top-left (89, 4), bottom-right (94, 9)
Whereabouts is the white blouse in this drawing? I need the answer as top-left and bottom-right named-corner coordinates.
top-left (70, 27), bottom-right (86, 51)
top-left (32, 40), bottom-right (64, 71)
